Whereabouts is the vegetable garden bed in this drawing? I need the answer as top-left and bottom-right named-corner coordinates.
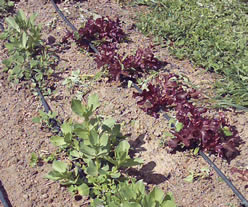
top-left (0, 0), bottom-right (248, 206)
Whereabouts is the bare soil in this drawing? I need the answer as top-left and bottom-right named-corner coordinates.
top-left (0, 0), bottom-right (248, 207)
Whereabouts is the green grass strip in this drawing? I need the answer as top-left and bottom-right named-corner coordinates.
top-left (136, 0), bottom-right (248, 109)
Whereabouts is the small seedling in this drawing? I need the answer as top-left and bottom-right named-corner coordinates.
top-left (30, 152), bottom-right (39, 167)
top-left (184, 167), bottom-right (210, 183)
top-left (32, 110), bottom-right (60, 132)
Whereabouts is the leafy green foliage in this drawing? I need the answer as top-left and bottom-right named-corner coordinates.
top-left (0, 0), bottom-right (14, 17)
top-left (92, 179), bottom-right (176, 207)
top-left (32, 110), bottom-right (60, 133)
top-left (0, 10), bottom-right (56, 87)
top-left (136, 0), bottom-right (248, 109)
top-left (184, 167), bottom-right (210, 183)
top-left (30, 152), bottom-right (39, 167)
top-left (43, 94), bottom-right (175, 206)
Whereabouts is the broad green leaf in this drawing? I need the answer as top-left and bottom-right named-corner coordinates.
top-left (64, 133), bottom-right (72, 144)
top-left (89, 128), bottom-right (99, 146)
top-left (100, 133), bottom-right (109, 147)
top-left (87, 93), bottom-right (100, 111)
top-left (22, 32), bottom-right (28, 48)
top-left (116, 140), bottom-right (130, 160)
top-left (162, 200), bottom-right (177, 207)
top-left (50, 136), bottom-right (66, 147)
top-left (45, 170), bottom-right (62, 181)
top-left (71, 99), bottom-right (85, 117)
top-left (18, 10), bottom-right (27, 23)
top-left (70, 150), bottom-right (83, 158)
top-left (163, 192), bottom-right (176, 207)
top-left (122, 202), bottom-right (141, 207)
top-left (149, 187), bottom-right (165, 203)
top-left (77, 183), bottom-right (89, 196)
top-left (136, 180), bottom-right (145, 194)
top-left (86, 160), bottom-right (98, 176)
top-left (110, 172), bottom-right (121, 179)
top-left (74, 128), bottom-right (89, 139)
top-left (6, 17), bottom-right (20, 32)
top-left (119, 185), bottom-right (135, 201)
top-left (52, 160), bottom-right (67, 173)
top-left (29, 14), bottom-right (37, 26)
top-left (80, 143), bottom-right (96, 157)
top-left (143, 194), bottom-right (154, 207)
top-left (119, 158), bottom-right (144, 168)
top-left (103, 118), bottom-right (116, 128)
top-left (61, 122), bottom-right (72, 135)
top-left (5, 42), bottom-right (16, 50)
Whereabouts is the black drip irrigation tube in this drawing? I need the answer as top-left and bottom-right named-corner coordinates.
top-left (50, 0), bottom-right (99, 55)
top-left (50, 2), bottom-right (248, 206)
top-left (0, 181), bottom-right (12, 207)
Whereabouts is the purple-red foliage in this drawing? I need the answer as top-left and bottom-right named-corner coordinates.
top-left (78, 16), bottom-right (125, 43)
top-left (133, 74), bottom-right (199, 118)
top-left (171, 105), bottom-right (240, 158)
top-left (95, 44), bottom-right (164, 81)
top-left (62, 16), bottom-right (125, 49)
top-left (122, 48), bottom-right (163, 72)
top-left (134, 74), bottom-right (241, 159)
top-left (95, 43), bottom-right (129, 81)
top-left (62, 16), bottom-right (163, 80)
top-left (231, 167), bottom-right (248, 181)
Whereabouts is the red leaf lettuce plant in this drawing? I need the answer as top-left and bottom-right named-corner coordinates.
top-left (134, 74), bottom-right (241, 159)
top-left (63, 16), bottom-right (164, 81)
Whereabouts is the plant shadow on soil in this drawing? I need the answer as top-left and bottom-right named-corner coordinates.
top-left (128, 134), bottom-right (170, 185)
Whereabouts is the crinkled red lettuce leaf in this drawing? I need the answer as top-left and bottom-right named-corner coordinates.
top-left (95, 43), bottom-right (164, 81)
top-left (134, 74), bottom-right (241, 159)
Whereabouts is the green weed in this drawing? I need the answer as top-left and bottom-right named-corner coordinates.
top-left (0, 10), bottom-right (56, 89)
top-left (0, 0), bottom-right (14, 17)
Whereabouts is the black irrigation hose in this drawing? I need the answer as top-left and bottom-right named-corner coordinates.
top-left (50, 0), bottom-right (99, 55)
top-left (0, 181), bottom-right (12, 207)
top-left (35, 84), bottom-right (60, 132)
top-left (132, 82), bottom-right (248, 207)
top-left (200, 151), bottom-right (248, 207)
top-left (36, 87), bottom-right (51, 113)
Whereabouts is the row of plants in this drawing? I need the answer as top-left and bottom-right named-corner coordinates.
top-left (0, 9), bottom-right (57, 94)
top-left (63, 14), bottom-right (241, 160)
top-left (134, 0), bottom-right (248, 110)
